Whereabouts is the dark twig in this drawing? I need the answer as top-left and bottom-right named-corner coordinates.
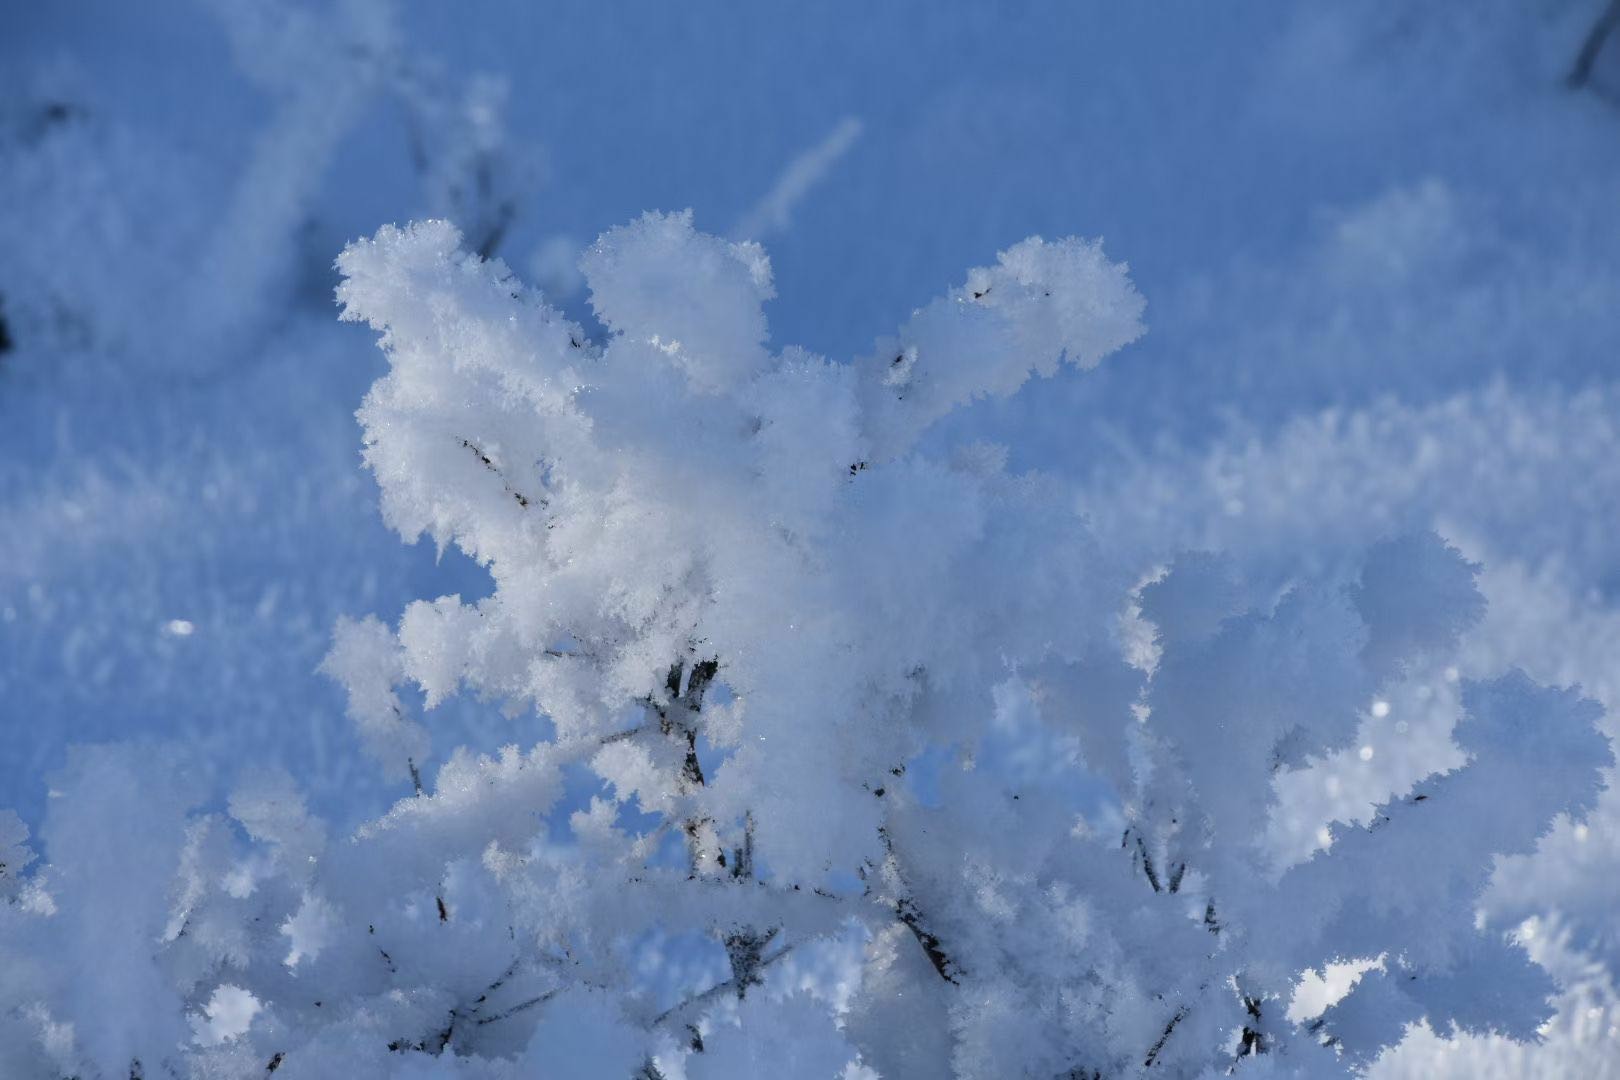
top-left (1127, 829), bottom-right (1162, 893)
top-left (877, 827), bottom-right (960, 983)
top-left (896, 896), bottom-right (959, 984)
top-left (473, 988), bottom-right (561, 1027)
top-left (1143, 1007), bottom-right (1187, 1068)
top-left (460, 437), bottom-right (541, 509)
top-left (652, 942), bottom-right (794, 1026)
top-left (1571, 0), bottom-right (1620, 88)
top-left (1239, 995), bottom-right (1266, 1056)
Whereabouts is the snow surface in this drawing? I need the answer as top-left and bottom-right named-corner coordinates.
top-left (4, 0), bottom-right (1620, 1075)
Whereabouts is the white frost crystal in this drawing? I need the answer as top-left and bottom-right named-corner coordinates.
top-left (0, 214), bottom-right (1607, 1078)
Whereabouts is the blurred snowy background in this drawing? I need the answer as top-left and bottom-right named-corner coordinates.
top-left (4, 1), bottom-right (1620, 1073)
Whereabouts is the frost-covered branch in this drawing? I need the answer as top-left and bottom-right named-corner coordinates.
top-left (0, 209), bottom-right (1607, 1078)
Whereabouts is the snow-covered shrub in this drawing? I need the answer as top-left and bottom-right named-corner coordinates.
top-left (0, 214), bottom-right (1610, 1078)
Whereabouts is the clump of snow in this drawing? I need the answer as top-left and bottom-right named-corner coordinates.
top-left (5, 2), bottom-right (1620, 1075)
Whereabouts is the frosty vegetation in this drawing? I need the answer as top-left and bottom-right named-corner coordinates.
top-left (0, 210), bottom-right (1611, 1079)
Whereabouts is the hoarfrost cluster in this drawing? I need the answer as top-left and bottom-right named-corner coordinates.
top-left (2, 210), bottom-right (1610, 1078)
